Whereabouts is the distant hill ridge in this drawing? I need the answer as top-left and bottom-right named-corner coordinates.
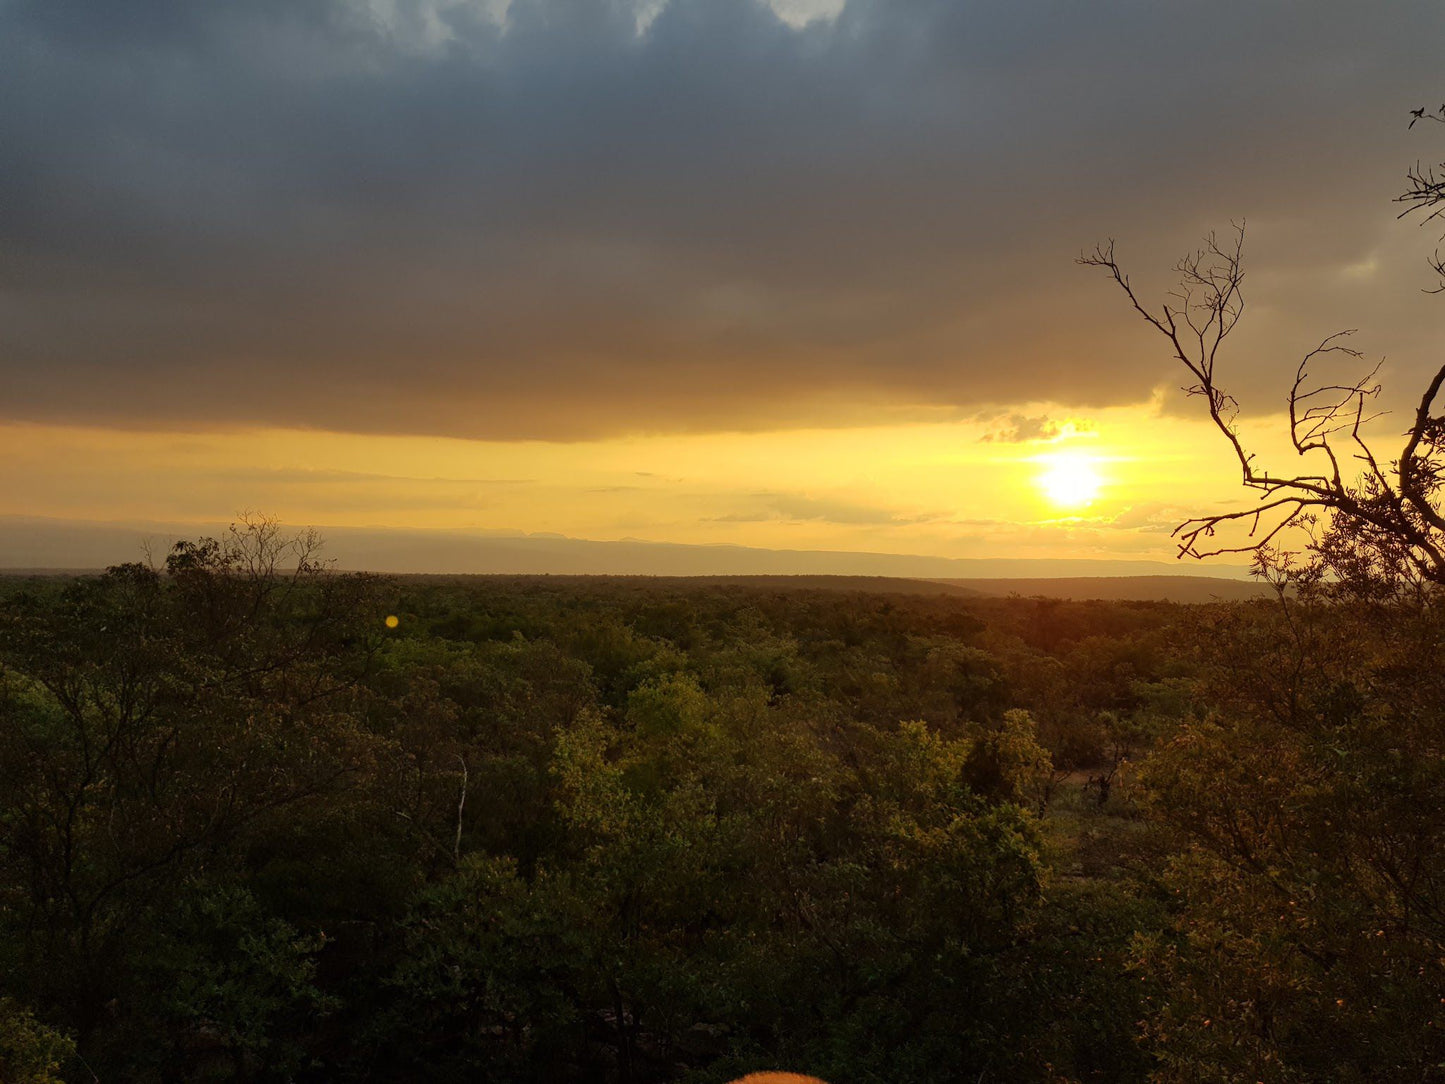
top-left (391, 573), bottom-right (1271, 603)
top-left (935, 575), bottom-right (1274, 602)
top-left (0, 514), bottom-right (1255, 591)
top-left (3, 567), bottom-right (1275, 603)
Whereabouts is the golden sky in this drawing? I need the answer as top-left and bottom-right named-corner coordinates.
top-left (0, 400), bottom-right (1317, 566)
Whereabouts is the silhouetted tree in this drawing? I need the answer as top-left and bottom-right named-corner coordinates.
top-left (1080, 226), bottom-right (1445, 594)
top-left (1398, 103), bottom-right (1445, 287)
top-left (0, 517), bottom-right (385, 1070)
top-left (1078, 115), bottom-right (1445, 1082)
top-left (1079, 110), bottom-right (1445, 595)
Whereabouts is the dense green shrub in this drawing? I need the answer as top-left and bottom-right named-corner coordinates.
top-left (0, 533), bottom-right (1204, 1081)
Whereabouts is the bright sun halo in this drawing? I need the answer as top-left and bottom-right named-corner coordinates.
top-left (1037, 454), bottom-right (1102, 509)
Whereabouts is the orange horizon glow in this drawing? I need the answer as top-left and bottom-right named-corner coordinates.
top-left (0, 397), bottom-right (1344, 567)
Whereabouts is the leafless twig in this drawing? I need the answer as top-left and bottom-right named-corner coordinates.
top-left (1080, 225), bottom-right (1445, 589)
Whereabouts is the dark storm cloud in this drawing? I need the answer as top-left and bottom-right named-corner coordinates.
top-left (3, 0), bottom-right (1444, 439)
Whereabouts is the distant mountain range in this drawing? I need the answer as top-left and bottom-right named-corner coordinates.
top-left (0, 515), bottom-right (1256, 593)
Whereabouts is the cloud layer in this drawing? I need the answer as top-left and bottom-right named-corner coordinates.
top-left (4, 0), bottom-right (1444, 439)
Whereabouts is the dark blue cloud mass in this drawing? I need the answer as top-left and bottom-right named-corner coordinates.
top-left (2, 0), bottom-right (1443, 437)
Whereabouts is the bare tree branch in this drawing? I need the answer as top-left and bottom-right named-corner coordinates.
top-left (1080, 224), bottom-right (1445, 591)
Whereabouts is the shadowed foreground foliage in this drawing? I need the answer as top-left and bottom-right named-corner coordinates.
top-left (1, 524), bottom-right (1443, 1080)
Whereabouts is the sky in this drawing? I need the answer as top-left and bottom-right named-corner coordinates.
top-left (4, 0), bottom-right (1445, 571)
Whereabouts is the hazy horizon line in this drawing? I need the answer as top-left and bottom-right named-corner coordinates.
top-left (0, 513), bottom-right (1253, 580)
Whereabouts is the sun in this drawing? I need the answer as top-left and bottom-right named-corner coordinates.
top-left (1036, 453), bottom-right (1103, 509)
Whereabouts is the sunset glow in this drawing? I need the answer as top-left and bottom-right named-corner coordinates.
top-left (0, 405), bottom-right (1305, 570)
top-left (1, 0), bottom-right (1436, 577)
top-left (1036, 453), bottom-right (1104, 510)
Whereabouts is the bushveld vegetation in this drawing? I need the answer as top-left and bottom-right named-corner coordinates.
top-left (0, 525), bottom-right (1175, 1082)
top-left (2, 512), bottom-right (1442, 1082)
